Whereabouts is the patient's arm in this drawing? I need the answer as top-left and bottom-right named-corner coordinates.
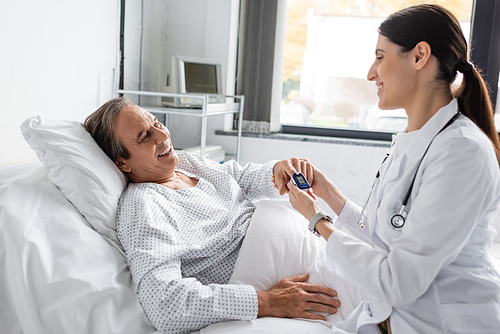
top-left (221, 158), bottom-right (282, 200)
top-left (137, 261), bottom-right (259, 334)
top-left (137, 264), bottom-right (339, 334)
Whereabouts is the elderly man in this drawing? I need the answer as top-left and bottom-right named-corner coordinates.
top-left (84, 97), bottom-right (339, 334)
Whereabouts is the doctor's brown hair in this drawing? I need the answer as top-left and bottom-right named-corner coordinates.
top-left (378, 4), bottom-right (500, 164)
top-left (84, 97), bottom-right (133, 163)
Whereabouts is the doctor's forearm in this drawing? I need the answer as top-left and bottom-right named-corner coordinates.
top-left (315, 218), bottom-right (337, 241)
top-left (320, 182), bottom-right (347, 216)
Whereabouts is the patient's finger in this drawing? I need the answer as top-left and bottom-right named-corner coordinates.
top-left (287, 274), bottom-right (339, 302)
top-left (298, 309), bottom-right (331, 321)
top-left (287, 272), bottom-right (309, 282)
top-left (306, 301), bottom-right (339, 314)
top-left (279, 179), bottom-right (290, 195)
top-left (293, 158), bottom-right (314, 186)
top-left (275, 160), bottom-right (298, 195)
top-left (305, 162), bottom-right (314, 185)
top-left (301, 282), bottom-right (338, 297)
top-left (284, 159), bottom-right (299, 176)
top-left (271, 175), bottom-right (278, 188)
top-left (275, 175), bottom-right (286, 195)
top-left (288, 157), bottom-right (306, 175)
top-left (306, 291), bottom-right (341, 308)
top-left (298, 159), bottom-right (307, 173)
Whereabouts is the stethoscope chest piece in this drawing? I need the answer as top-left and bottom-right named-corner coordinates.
top-left (389, 205), bottom-right (407, 229)
top-left (390, 213), bottom-right (405, 229)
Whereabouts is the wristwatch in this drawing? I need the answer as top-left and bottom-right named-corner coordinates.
top-left (309, 211), bottom-right (333, 236)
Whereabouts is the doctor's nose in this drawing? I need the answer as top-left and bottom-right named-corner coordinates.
top-left (367, 62), bottom-right (377, 82)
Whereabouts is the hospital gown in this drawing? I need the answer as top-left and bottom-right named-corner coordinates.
top-left (117, 151), bottom-right (280, 334)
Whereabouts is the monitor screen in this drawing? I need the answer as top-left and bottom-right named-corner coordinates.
top-left (184, 62), bottom-right (218, 94)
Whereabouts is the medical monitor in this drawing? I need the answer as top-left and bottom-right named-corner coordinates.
top-left (161, 55), bottom-right (224, 107)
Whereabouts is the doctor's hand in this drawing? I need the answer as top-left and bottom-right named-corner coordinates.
top-left (287, 181), bottom-right (321, 221)
top-left (306, 165), bottom-right (330, 199)
top-left (272, 158), bottom-right (314, 195)
top-left (300, 164), bottom-right (347, 217)
top-left (256, 273), bottom-right (340, 320)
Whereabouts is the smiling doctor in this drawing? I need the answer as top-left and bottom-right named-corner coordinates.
top-left (278, 4), bottom-right (500, 334)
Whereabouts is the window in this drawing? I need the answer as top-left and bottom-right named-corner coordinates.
top-left (280, 1), bottom-right (474, 138)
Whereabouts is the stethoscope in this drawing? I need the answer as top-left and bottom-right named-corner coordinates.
top-left (357, 111), bottom-right (461, 230)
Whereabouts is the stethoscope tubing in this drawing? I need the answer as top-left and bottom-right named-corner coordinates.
top-left (357, 111), bottom-right (461, 230)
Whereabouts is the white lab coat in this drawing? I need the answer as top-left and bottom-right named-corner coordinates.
top-left (327, 99), bottom-right (500, 333)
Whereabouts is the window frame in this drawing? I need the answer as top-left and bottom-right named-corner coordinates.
top-left (470, 0), bottom-right (500, 111)
top-left (279, 0), bottom-right (500, 141)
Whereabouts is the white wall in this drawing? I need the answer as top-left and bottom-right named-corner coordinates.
top-left (0, 0), bottom-right (119, 165)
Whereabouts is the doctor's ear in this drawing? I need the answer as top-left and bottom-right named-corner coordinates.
top-left (413, 41), bottom-right (432, 69)
top-left (115, 158), bottom-right (131, 173)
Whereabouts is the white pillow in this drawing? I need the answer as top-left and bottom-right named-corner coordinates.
top-left (21, 115), bottom-right (128, 252)
top-left (229, 201), bottom-right (328, 290)
top-left (229, 200), bottom-right (372, 323)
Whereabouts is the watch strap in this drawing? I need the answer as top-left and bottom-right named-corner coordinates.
top-left (309, 212), bottom-right (332, 235)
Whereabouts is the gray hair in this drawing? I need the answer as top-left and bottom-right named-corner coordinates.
top-left (84, 97), bottom-right (133, 163)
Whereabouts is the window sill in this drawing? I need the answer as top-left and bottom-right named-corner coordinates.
top-left (215, 130), bottom-right (391, 148)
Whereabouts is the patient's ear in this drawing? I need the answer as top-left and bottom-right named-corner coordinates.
top-left (115, 158), bottom-right (131, 173)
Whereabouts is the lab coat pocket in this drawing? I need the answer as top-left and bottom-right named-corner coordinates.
top-left (441, 303), bottom-right (500, 333)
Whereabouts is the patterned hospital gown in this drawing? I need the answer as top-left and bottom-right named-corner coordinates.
top-left (117, 151), bottom-right (280, 334)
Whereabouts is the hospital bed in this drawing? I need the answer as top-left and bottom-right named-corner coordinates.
top-left (1, 115), bottom-right (499, 334)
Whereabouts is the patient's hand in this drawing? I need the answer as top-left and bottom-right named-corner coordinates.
top-left (256, 273), bottom-right (340, 321)
top-left (273, 158), bottom-right (314, 195)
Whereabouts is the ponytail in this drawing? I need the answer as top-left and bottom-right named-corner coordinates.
top-left (454, 63), bottom-right (500, 165)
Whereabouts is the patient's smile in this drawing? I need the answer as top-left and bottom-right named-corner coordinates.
top-left (158, 145), bottom-right (171, 157)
